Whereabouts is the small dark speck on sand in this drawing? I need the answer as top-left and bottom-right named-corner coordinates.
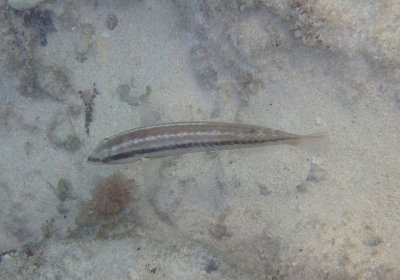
top-left (363, 235), bottom-right (382, 247)
top-left (205, 259), bottom-right (218, 273)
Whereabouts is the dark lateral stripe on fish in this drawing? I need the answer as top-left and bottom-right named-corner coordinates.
top-left (105, 138), bottom-right (292, 163)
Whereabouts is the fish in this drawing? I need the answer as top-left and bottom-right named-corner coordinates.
top-left (87, 122), bottom-right (328, 165)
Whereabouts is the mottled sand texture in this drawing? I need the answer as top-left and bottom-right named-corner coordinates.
top-left (0, 0), bottom-right (399, 279)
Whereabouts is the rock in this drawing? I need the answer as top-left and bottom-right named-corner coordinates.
top-left (36, 65), bottom-right (71, 100)
top-left (117, 83), bottom-right (151, 106)
top-left (306, 164), bottom-right (327, 183)
top-left (296, 182), bottom-right (308, 193)
top-left (106, 14), bottom-right (118, 30)
top-left (74, 24), bottom-right (94, 62)
top-left (258, 183), bottom-right (272, 196)
top-left (117, 84), bottom-right (136, 105)
top-left (7, 0), bottom-right (45, 10)
top-left (57, 178), bottom-right (72, 201)
top-left (48, 113), bottom-right (81, 152)
top-left (23, 9), bottom-right (56, 46)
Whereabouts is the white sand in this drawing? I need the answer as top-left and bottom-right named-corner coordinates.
top-left (0, 0), bottom-right (399, 279)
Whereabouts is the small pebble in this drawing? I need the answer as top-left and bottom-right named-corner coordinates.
top-left (75, 24), bottom-right (94, 62)
top-left (48, 113), bottom-right (81, 152)
top-left (57, 178), bottom-right (72, 201)
top-left (362, 235), bottom-right (382, 247)
top-left (106, 14), bottom-right (118, 30)
top-left (117, 84), bottom-right (136, 105)
top-left (296, 182), bottom-right (308, 193)
top-left (205, 259), bottom-right (218, 274)
top-left (258, 183), bottom-right (272, 196)
top-left (306, 164), bottom-right (327, 183)
top-left (311, 156), bottom-right (322, 165)
top-left (37, 65), bottom-right (70, 100)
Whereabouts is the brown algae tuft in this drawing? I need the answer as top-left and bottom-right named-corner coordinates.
top-left (76, 173), bottom-right (135, 225)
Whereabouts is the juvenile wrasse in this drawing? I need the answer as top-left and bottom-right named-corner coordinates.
top-left (87, 122), bottom-right (328, 165)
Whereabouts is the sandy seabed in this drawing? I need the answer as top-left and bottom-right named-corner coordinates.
top-left (0, 0), bottom-right (399, 279)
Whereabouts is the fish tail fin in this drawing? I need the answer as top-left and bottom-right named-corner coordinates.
top-left (291, 132), bottom-right (329, 153)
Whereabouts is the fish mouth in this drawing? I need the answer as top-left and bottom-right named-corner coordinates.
top-left (87, 155), bottom-right (102, 164)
